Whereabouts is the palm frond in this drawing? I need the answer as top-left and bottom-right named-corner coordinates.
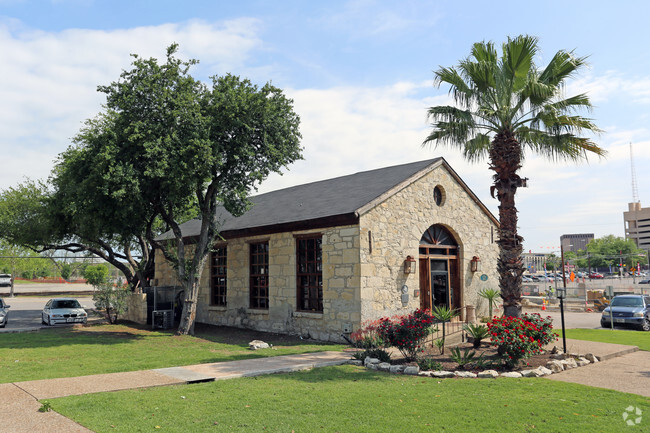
top-left (501, 35), bottom-right (538, 93)
top-left (523, 77), bottom-right (556, 106)
top-left (538, 49), bottom-right (589, 87)
top-left (433, 66), bottom-right (473, 106)
top-left (463, 134), bottom-right (491, 162)
top-left (470, 41), bottom-right (497, 64)
top-left (426, 105), bottom-right (474, 123)
top-left (517, 126), bottom-right (606, 161)
top-left (548, 94), bottom-right (593, 113)
top-left (423, 120), bottom-right (473, 147)
top-left (460, 58), bottom-right (496, 93)
top-left (530, 108), bottom-right (603, 135)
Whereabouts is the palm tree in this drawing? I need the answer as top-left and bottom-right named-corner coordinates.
top-left (423, 35), bottom-right (605, 318)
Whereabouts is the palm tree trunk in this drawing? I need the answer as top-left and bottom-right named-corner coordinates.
top-left (489, 131), bottom-right (524, 318)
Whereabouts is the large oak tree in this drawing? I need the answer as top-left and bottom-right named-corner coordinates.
top-left (77, 44), bottom-right (302, 334)
top-left (0, 44), bottom-right (302, 335)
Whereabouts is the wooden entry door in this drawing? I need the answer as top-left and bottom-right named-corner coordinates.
top-left (419, 257), bottom-right (460, 312)
top-left (419, 258), bottom-right (431, 310)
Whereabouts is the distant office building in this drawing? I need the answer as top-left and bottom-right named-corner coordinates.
top-left (522, 253), bottom-right (548, 274)
top-left (624, 202), bottom-right (650, 249)
top-left (560, 234), bottom-right (594, 252)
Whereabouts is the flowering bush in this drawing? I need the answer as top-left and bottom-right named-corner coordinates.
top-left (377, 309), bottom-right (436, 362)
top-left (349, 319), bottom-right (387, 349)
top-left (522, 313), bottom-right (556, 347)
top-left (487, 315), bottom-right (557, 368)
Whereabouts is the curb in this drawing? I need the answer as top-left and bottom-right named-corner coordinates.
top-left (597, 345), bottom-right (639, 361)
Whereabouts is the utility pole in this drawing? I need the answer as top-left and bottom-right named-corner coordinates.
top-left (620, 250), bottom-right (623, 278)
top-left (559, 244), bottom-right (568, 353)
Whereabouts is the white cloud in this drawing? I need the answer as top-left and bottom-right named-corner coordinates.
top-left (0, 18), bottom-right (264, 189)
top-left (568, 71), bottom-right (650, 105)
top-left (2, 14), bottom-right (650, 256)
top-left (258, 83), bottom-right (458, 193)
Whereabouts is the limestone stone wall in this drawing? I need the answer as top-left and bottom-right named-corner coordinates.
top-left (122, 293), bottom-right (147, 324)
top-left (358, 163), bottom-right (499, 322)
top-left (153, 226), bottom-right (360, 342)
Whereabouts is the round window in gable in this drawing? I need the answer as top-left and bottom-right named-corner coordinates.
top-left (433, 185), bottom-right (445, 206)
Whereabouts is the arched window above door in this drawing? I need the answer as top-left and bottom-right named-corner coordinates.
top-left (420, 224), bottom-right (458, 256)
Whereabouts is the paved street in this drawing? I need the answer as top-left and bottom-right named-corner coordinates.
top-left (530, 309), bottom-right (602, 329)
top-left (0, 283), bottom-right (93, 297)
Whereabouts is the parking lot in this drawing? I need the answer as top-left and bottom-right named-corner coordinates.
top-left (0, 295), bottom-right (96, 331)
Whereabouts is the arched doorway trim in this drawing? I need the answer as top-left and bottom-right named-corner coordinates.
top-left (419, 224), bottom-right (461, 314)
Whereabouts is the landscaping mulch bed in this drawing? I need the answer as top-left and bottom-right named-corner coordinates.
top-left (395, 341), bottom-right (555, 372)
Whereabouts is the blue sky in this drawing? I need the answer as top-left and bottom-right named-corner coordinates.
top-left (1, 0), bottom-right (650, 253)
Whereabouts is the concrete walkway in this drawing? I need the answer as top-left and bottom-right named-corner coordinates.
top-left (3, 341), bottom-right (649, 432)
top-left (2, 351), bottom-right (350, 433)
top-left (545, 340), bottom-right (650, 397)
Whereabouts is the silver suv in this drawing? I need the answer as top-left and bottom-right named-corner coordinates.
top-left (0, 274), bottom-right (11, 287)
top-left (601, 295), bottom-right (650, 331)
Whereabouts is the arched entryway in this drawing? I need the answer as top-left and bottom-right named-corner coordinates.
top-left (418, 225), bottom-right (461, 313)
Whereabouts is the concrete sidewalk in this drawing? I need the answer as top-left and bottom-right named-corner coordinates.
top-left (545, 340), bottom-right (650, 397)
top-left (2, 351), bottom-right (351, 433)
top-left (548, 338), bottom-right (638, 361)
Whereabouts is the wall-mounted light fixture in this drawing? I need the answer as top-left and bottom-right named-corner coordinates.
top-left (404, 255), bottom-right (416, 274)
top-left (470, 256), bottom-right (482, 273)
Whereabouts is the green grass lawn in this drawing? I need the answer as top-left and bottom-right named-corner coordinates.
top-left (0, 324), bottom-right (344, 383)
top-left (50, 365), bottom-right (650, 433)
top-left (561, 328), bottom-right (650, 351)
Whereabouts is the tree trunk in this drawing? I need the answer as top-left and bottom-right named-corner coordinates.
top-left (176, 278), bottom-right (198, 335)
top-left (489, 131), bottom-right (524, 318)
top-left (175, 235), bottom-right (212, 336)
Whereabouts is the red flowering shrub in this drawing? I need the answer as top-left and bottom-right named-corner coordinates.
top-left (349, 319), bottom-right (386, 349)
top-left (377, 309), bottom-right (436, 362)
top-left (487, 315), bottom-right (557, 368)
top-left (522, 313), bottom-right (556, 347)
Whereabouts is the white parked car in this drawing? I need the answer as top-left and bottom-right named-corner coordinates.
top-left (0, 297), bottom-right (10, 328)
top-left (42, 298), bottom-right (87, 326)
top-left (0, 274), bottom-right (11, 287)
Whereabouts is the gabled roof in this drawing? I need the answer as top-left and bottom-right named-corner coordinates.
top-left (157, 157), bottom-right (498, 240)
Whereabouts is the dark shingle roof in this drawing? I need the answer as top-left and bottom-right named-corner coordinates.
top-left (159, 158), bottom-right (461, 239)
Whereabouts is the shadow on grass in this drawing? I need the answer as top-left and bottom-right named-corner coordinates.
top-left (267, 364), bottom-right (388, 383)
top-left (0, 324), bottom-right (149, 349)
top-left (0, 321), bottom-right (344, 356)
top-left (192, 322), bottom-right (343, 349)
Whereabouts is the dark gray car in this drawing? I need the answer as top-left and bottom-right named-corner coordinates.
top-left (601, 295), bottom-right (650, 331)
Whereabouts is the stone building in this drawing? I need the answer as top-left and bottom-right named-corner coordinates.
top-left (154, 158), bottom-right (499, 342)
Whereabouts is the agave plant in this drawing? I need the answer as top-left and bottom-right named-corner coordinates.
top-left (449, 347), bottom-right (478, 369)
top-left (431, 305), bottom-right (458, 355)
top-left (463, 323), bottom-right (490, 348)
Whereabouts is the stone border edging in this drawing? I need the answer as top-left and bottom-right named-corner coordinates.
top-left (348, 352), bottom-right (600, 378)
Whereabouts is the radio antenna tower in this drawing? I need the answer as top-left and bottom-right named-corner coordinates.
top-left (631, 143), bottom-right (640, 203)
